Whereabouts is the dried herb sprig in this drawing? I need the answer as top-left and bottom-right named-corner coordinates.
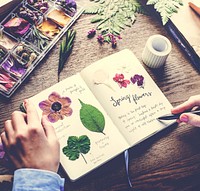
top-left (29, 26), bottom-right (50, 51)
top-left (58, 29), bottom-right (76, 81)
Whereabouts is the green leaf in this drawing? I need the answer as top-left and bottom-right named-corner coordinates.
top-left (84, 0), bottom-right (146, 46)
top-left (91, 16), bottom-right (104, 23)
top-left (58, 29), bottom-right (76, 80)
top-left (146, 0), bottom-right (183, 25)
top-left (79, 99), bottom-right (105, 135)
top-left (62, 135), bottom-right (90, 163)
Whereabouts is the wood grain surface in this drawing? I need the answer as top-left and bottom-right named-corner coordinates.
top-left (1, 0), bottom-right (200, 190)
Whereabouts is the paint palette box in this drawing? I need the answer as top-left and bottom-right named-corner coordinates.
top-left (0, 0), bottom-right (83, 98)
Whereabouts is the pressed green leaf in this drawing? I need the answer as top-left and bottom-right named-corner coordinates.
top-left (79, 99), bottom-right (105, 135)
top-left (62, 135), bottom-right (90, 163)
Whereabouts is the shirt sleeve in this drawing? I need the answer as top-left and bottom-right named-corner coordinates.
top-left (12, 168), bottom-right (65, 191)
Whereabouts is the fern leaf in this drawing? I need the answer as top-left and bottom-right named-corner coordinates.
top-left (147, 0), bottom-right (183, 25)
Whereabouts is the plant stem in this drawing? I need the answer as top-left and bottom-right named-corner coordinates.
top-left (81, 153), bottom-right (87, 164)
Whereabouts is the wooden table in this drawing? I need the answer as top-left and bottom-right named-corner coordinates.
top-left (1, 0), bottom-right (200, 190)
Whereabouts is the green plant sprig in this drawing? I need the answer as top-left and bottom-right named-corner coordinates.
top-left (147, 0), bottom-right (183, 25)
top-left (84, 0), bottom-right (147, 43)
top-left (58, 29), bottom-right (76, 81)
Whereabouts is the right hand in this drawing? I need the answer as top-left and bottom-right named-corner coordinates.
top-left (1, 99), bottom-right (60, 173)
top-left (171, 95), bottom-right (200, 127)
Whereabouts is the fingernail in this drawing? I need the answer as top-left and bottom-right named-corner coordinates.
top-left (180, 115), bottom-right (189, 122)
top-left (24, 99), bottom-right (29, 107)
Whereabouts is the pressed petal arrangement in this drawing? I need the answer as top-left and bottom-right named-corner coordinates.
top-left (0, 0), bottom-right (82, 97)
top-left (113, 73), bottom-right (144, 88)
top-left (39, 92), bottom-right (73, 123)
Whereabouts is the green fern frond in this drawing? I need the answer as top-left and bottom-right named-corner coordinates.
top-left (84, 0), bottom-right (146, 45)
top-left (147, 0), bottom-right (183, 25)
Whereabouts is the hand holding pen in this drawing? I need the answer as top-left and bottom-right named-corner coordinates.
top-left (159, 95), bottom-right (200, 127)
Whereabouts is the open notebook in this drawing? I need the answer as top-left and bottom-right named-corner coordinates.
top-left (29, 49), bottom-right (175, 181)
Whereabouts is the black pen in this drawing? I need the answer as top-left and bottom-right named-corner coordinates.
top-left (157, 110), bottom-right (200, 120)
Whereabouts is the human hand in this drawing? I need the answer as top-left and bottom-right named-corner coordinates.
top-left (171, 95), bottom-right (200, 126)
top-left (0, 99), bottom-right (60, 173)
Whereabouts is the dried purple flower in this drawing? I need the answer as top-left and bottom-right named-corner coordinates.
top-left (107, 33), bottom-right (118, 48)
top-left (97, 34), bottom-right (104, 44)
top-left (0, 143), bottom-right (5, 159)
top-left (87, 29), bottom-right (96, 38)
top-left (130, 74), bottom-right (144, 87)
top-left (66, 0), bottom-right (77, 9)
top-left (2, 58), bottom-right (26, 78)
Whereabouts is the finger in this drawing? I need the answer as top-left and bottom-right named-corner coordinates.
top-left (41, 116), bottom-right (58, 141)
top-left (172, 95), bottom-right (200, 114)
top-left (4, 120), bottom-right (15, 143)
top-left (24, 99), bottom-right (41, 128)
top-left (180, 113), bottom-right (200, 127)
top-left (41, 116), bottom-right (60, 156)
top-left (1, 132), bottom-right (8, 148)
top-left (11, 111), bottom-right (27, 130)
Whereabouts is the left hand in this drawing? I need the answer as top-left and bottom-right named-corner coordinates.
top-left (1, 99), bottom-right (60, 173)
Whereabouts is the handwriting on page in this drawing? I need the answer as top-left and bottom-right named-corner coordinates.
top-left (118, 102), bottom-right (166, 133)
top-left (110, 91), bottom-right (152, 106)
top-left (62, 83), bottom-right (86, 95)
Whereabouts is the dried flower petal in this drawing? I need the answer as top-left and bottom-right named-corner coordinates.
top-left (113, 73), bottom-right (130, 88)
top-left (4, 17), bottom-right (30, 36)
top-left (130, 74), bottom-right (144, 87)
top-left (2, 57), bottom-right (26, 78)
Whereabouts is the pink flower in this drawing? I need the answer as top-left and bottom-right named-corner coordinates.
top-left (39, 92), bottom-right (73, 123)
top-left (113, 73), bottom-right (130, 88)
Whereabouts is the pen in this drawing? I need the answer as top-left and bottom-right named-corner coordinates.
top-left (189, 2), bottom-right (200, 16)
top-left (157, 110), bottom-right (200, 120)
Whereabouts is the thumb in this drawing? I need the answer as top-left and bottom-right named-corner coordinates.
top-left (180, 113), bottom-right (200, 127)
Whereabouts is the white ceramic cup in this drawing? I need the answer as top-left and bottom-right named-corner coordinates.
top-left (142, 34), bottom-right (172, 68)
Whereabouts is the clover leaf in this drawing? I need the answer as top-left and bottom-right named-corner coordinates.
top-left (62, 135), bottom-right (91, 164)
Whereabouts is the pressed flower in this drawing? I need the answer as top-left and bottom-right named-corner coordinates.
top-left (39, 92), bottom-right (73, 123)
top-left (4, 17), bottom-right (30, 36)
top-left (37, 19), bottom-right (60, 39)
top-left (2, 57), bottom-right (26, 78)
top-left (18, 6), bottom-right (43, 24)
top-left (97, 34), bottom-right (104, 44)
top-left (0, 69), bottom-right (16, 92)
top-left (56, 0), bottom-right (77, 16)
top-left (27, 0), bottom-right (49, 13)
top-left (113, 73), bottom-right (130, 88)
top-left (130, 74), bottom-right (144, 87)
top-left (47, 9), bottom-right (71, 28)
top-left (87, 29), bottom-right (96, 38)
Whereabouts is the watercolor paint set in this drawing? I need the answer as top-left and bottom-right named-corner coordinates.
top-left (0, 0), bottom-right (83, 98)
